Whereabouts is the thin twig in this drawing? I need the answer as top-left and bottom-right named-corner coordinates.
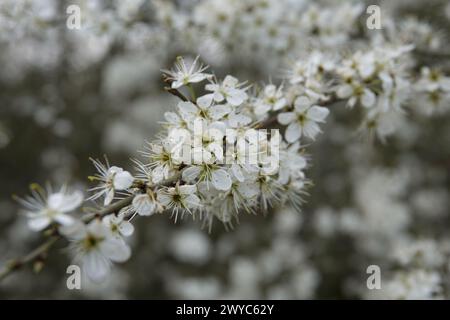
top-left (0, 236), bottom-right (59, 282)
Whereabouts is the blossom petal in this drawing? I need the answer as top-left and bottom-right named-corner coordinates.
top-left (361, 89), bottom-right (376, 108)
top-left (227, 89), bottom-right (247, 106)
top-left (53, 213), bottom-right (74, 226)
top-left (294, 96), bottom-right (311, 112)
top-left (228, 113), bottom-right (252, 128)
top-left (164, 112), bottom-right (181, 124)
top-left (303, 121), bottom-right (321, 140)
top-left (307, 106), bottom-right (330, 122)
top-left (179, 184), bottom-right (197, 195)
top-left (209, 104), bottom-right (232, 120)
top-left (100, 239), bottom-right (131, 263)
top-left (184, 194), bottom-right (201, 208)
top-left (273, 98), bottom-right (287, 111)
top-left (264, 84), bottom-right (276, 96)
top-left (277, 112), bottom-right (295, 125)
top-left (285, 122), bottom-right (302, 143)
top-left (231, 164), bottom-right (245, 182)
top-left (28, 216), bottom-right (51, 231)
top-left (57, 191), bottom-right (84, 212)
top-left (197, 94), bottom-right (213, 109)
top-left (211, 169), bottom-right (232, 191)
top-left (104, 188), bottom-right (114, 206)
top-left (237, 182), bottom-right (259, 199)
top-left (119, 221), bottom-right (134, 237)
top-left (182, 166), bottom-right (201, 183)
top-left (113, 171), bottom-right (134, 190)
top-left (178, 101), bottom-right (198, 120)
top-left (83, 251), bottom-right (111, 282)
top-left (132, 194), bottom-right (156, 216)
top-left (337, 84), bottom-right (353, 98)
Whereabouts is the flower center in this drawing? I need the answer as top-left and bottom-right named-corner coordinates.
top-left (83, 234), bottom-right (103, 250)
top-left (297, 113), bottom-right (306, 124)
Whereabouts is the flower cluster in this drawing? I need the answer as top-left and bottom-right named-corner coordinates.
top-left (16, 56), bottom-right (331, 281)
top-left (413, 67), bottom-right (450, 116)
top-left (334, 45), bottom-right (413, 140)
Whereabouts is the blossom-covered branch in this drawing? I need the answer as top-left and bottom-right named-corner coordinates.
top-left (1, 55), bottom-right (337, 283)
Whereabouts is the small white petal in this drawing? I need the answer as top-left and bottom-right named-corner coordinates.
top-left (228, 113), bottom-right (251, 128)
top-left (254, 103), bottom-right (271, 116)
top-left (28, 216), bottom-right (51, 231)
top-left (132, 194), bottom-right (156, 216)
top-left (179, 184), bottom-right (197, 195)
top-left (237, 182), bottom-right (259, 199)
top-left (361, 89), bottom-right (376, 108)
top-left (209, 104), bottom-right (232, 120)
top-left (164, 112), bottom-right (181, 124)
top-left (100, 239), bottom-right (131, 263)
top-left (53, 213), bottom-right (74, 226)
top-left (264, 84), bottom-right (276, 96)
top-left (189, 73), bottom-right (207, 83)
top-left (182, 166), bottom-right (201, 183)
top-left (285, 122), bottom-right (302, 143)
top-left (113, 171), bottom-right (134, 190)
top-left (47, 193), bottom-right (65, 211)
top-left (158, 193), bottom-right (173, 207)
top-left (119, 221), bottom-right (134, 237)
top-left (273, 98), bottom-right (287, 111)
top-left (307, 106), bottom-right (329, 122)
top-left (294, 96), bottom-right (311, 112)
top-left (227, 89), bottom-right (247, 106)
top-left (303, 121), bottom-right (321, 140)
top-left (83, 251), bottom-right (111, 283)
top-left (223, 75), bottom-right (238, 87)
top-left (59, 220), bottom-right (86, 240)
top-left (171, 80), bottom-right (184, 89)
top-left (184, 194), bottom-right (201, 208)
top-left (337, 84), bottom-right (353, 98)
top-left (197, 94), bottom-right (213, 109)
top-left (178, 101), bottom-right (198, 120)
top-left (231, 164), bottom-right (245, 182)
top-left (58, 191), bottom-right (84, 212)
top-left (104, 188), bottom-right (115, 206)
top-left (211, 169), bottom-right (232, 191)
top-left (277, 112), bottom-right (295, 125)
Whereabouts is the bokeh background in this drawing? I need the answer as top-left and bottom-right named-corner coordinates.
top-left (0, 0), bottom-right (450, 299)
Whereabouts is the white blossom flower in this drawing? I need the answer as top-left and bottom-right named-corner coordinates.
top-left (413, 68), bottom-right (450, 115)
top-left (277, 142), bottom-right (307, 185)
top-left (182, 165), bottom-right (232, 191)
top-left (17, 184), bottom-right (83, 232)
top-left (277, 96), bottom-right (330, 142)
top-left (131, 192), bottom-right (158, 216)
top-left (162, 56), bottom-right (211, 89)
top-left (88, 159), bottom-right (134, 206)
top-left (157, 184), bottom-right (201, 220)
top-left (141, 141), bottom-right (180, 183)
top-left (102, 213), bottom-right (134, 238)
top-left (254, 84), bottom-right (287, 115)
top-left (203, 75), bottom-right (248, 106)
top-left (415, 68), bottom-right (450, 92)
top-left (177, 98), bottom-right (231, 125)
top-left (60, 220), bottom-right (131, 282)
top-left (336, 81), bottom-right (376, 108)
